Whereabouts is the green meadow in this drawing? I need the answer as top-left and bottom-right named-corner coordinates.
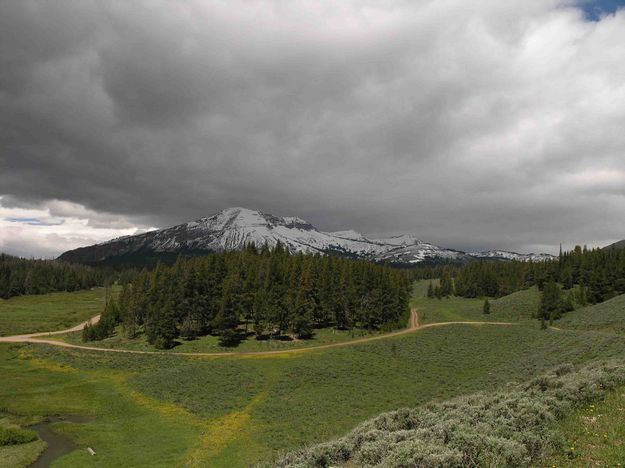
top-left (411, 279), bottom-right (540, 323)
top-left (1, 284), bottom-right (625, 466)
top-left (0, 289), bottom-right (109, 337)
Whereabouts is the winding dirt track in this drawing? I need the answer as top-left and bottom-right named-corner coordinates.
top-left (0, 309), bottom-right (517, 358)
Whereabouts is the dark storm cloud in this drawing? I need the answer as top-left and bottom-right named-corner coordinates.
top-left (2, 0), bottom-right (625, 257)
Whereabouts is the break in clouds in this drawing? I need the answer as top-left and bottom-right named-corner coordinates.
top-left (1, 0), bottom-right (625, 257)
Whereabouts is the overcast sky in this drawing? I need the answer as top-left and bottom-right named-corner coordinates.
top-left (1, 0), bottom-right (625, 258)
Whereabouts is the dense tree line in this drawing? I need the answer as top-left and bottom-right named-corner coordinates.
top-left (416, 245), bottom-right (625, 304)
top-left (84, 244), bottom-right (411, 349)
top-left (0, 253), bottom-right (105, 299)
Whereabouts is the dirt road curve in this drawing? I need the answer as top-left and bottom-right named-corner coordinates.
top-left (0, 309), bottom-right (516, 358)
top-left (0, 315), bottom-right (101, 343)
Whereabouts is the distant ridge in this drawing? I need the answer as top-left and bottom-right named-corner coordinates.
top-left (58, 207), bottom-right (555, 267)
top-left (604, 240), bottom-right (625, 251)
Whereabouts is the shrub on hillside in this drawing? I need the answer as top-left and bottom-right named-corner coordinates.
top-left (264, 360), bottom-right (625, 467)
top-left (218, 329), bottom-right (242, 347)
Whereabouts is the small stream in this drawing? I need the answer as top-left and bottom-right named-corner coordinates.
top-left (28, 416), bottom-right (92, 468)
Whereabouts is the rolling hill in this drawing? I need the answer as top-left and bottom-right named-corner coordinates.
top-left (558, 293), bottom-right (625, 333)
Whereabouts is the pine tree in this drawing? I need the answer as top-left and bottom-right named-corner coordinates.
top-left (561, 266), bottom-right (573, 290)
top-left (562, 292), bottom-right (575, 313)
top-left (153, 301), bottom-right (179, 349)
top-left (577, 281), bottom-right (587, 306)
top-left (293, 266), bottom-right (315, 338)
top-left (439, 272), bottom-right (454, 297)
top-left (539, 281), bottom-right (563, 323)
top-left (337, 266), bottom-right (356, 330)
top-left (252, 287), bottom-right (268, 337)
top-left (214, 272), bottom-right (241, 332)
top-left (218, 329), bottom-right (240, 347)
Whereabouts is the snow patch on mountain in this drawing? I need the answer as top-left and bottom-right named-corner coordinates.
top-left (468, 250), bottom-right (555, 262)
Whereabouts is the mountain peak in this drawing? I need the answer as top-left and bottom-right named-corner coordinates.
top-left (199, 206), bottom-right (263, 223)
top-left (196, 207), bottom-right (317, 232)
top-left (57, 207), bottom-right (555, 267)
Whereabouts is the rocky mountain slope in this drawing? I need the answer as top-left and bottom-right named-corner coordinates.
top-left (58, 207), bottom-right (554, 266)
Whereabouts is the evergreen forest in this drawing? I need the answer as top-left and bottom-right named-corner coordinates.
top-left (83, 244), bottom-right (411, 348)
top-left (0, 254), bottom-right (104, 299)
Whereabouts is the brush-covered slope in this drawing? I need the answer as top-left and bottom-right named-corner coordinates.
top-left (490, 287), bottom-right (541, 321)
top-left (265, 361), bottom-right (625, 467)
top-left (558, 294), bottom-right (625, 333)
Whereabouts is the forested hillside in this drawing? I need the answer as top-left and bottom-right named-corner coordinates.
top-left (0, 254), bottom-right (104, 299)
top-left (84, 244), bottom-right (411, 348)
top-left (417, 245), bottom-right (625, 303)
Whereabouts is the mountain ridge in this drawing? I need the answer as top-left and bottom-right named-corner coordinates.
top-left (58, 207), bottom-right (555, 266)
top-left (603, 240), bottom-right (625, 251)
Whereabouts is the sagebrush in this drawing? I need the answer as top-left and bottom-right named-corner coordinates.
top-left (267, 360), bottom-right (625, 467)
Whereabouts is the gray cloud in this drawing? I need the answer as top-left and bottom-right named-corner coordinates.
top-left (1, 0), bottom-right (625, 257)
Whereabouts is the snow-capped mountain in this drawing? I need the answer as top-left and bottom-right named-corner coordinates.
top-left (58, 207), bottom-right (555, 266)
top-left (467, 250), bottom-right (556, 262)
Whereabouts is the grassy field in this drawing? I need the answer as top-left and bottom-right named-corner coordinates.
top-left (3, 321), bottom-right (625, 466)
top-left (0, 441), bottom-right (46, 468)
top-left (558, 293), bottom-right (625, 334)
top-left (0, 289), bottom-right (109, 337)
top-left (0, 344), bottom-right (204, 467)
top-left (1, 282), bottom-right (625, 466)
top-left (411, 280), bottom-right (539, 324)
top-left (542, 385), bottom-right (625, 467)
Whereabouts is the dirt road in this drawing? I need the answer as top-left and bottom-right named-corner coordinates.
top-left (0, 315), bottom-right (100, 343)
top-left (0, 309), bottom-right (516, 358)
